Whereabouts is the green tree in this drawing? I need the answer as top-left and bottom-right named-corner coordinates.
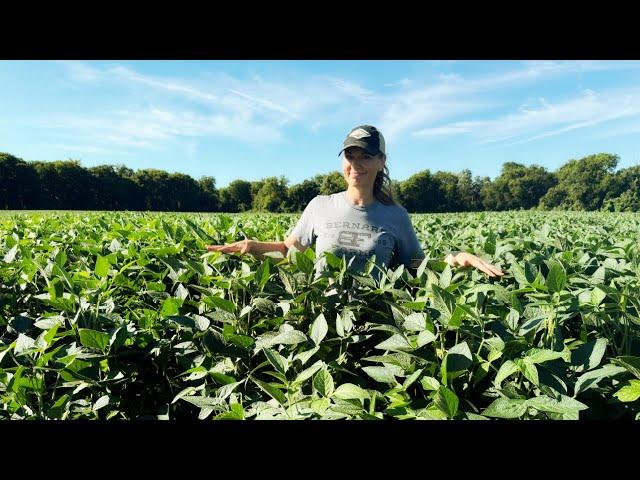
top-left (253, 176), bottom-right (289, 212)
top-left (166, 173), bottom-right (202, 211)
top-left (32, 159), bottom-right (96, 210)
top-left (220, 180), bottom-right (253, 212)
top-left (482, 162), bottom-right (556, 211)
top-left (397, 170), bottom-right (441, 212)
top-left (539, 153), bottom-right (619, 210)
top-left (433, 171), bottom-right (460, 212)
top-left (285, 178), bottom-right (320, 212)
top-left (455, 169), bottom-right (485, 211)
top-left (602, 165), bottom-right (640, 212)
top-left (318, 171), bottom-right (347, 195)
top-left (198, 176), bottom-right (220, 212)
top-left (133, 169), bottom-right (172, 211)
top-left (89, 164), bottom-right (143, 210)
top-left (0, 153), bottom-right (39, 209)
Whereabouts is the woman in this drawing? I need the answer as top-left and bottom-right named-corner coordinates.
top-left (206, 125), bottom-right (504, 279)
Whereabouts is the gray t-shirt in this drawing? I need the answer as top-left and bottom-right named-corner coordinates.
top-left (289, 191), bottom-right (425, 275)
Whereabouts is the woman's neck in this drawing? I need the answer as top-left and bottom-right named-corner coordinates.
top-left (346, 186), bottom-right (375, 207)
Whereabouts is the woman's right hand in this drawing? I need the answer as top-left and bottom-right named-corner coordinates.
top-left (206, 239), bottom-right (254, 255)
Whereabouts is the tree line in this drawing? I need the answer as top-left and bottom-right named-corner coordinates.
top-left (1, 152), bottom-right (639, 213)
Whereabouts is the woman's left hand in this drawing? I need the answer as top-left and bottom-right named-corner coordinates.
top-left (449, 252), bottom-right (505, 278)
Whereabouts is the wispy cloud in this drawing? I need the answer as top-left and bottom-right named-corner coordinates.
top-left (52, 62), bottom-right (385, 148)
top-left (477, 87), bottom-right (640, 148)
top-left (38, 105), bottom-right (286, 150)
top-left (50, 60), bottom-right (640, 156)
top-left (42, 143), bottom-right (134, 156)
top-left (413, 121), bottom-right (488, 137)
top-left (55, 61), bottom-right (102, 83)
top-left (384, 78), bottom-right (413, 88)
top-left (381, 61), bottom-right (640, 142)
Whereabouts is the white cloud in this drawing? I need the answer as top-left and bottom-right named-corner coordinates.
top-left (42, 143), bottom-right (134, 156)
top-left (413, 121), bottom-right (488, 137)
top-left (55, 61), bottom-right (102, 83)
top-left (384, 78), bottom-right (413, 88)
top-left (49, 60), bottom-right (640, 156)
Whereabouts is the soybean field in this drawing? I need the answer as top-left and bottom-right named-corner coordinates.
top-left (1, 210), bottom-right (639, 420)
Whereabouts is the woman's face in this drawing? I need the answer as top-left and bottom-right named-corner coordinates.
top-left (342, 147), bottom-right (386, 191)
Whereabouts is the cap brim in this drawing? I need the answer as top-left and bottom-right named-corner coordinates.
top-left (337, 139), bottom-right (379, 156)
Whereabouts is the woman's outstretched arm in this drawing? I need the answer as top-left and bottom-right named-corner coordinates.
top-left (444, 251), bottom-right (504, 278)
top-left (205, 235), bottom-right (307, 260)
top-left (409, 251), bottom-right (505, 278)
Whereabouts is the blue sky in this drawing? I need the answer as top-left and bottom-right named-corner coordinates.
top-left (2, 60), bottom-right (640, 187)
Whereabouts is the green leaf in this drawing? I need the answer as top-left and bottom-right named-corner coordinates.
top-left (482, 398), bottom-right (528, 419)
top-left (252, 297), bottom-right (276, 315)
top-left (417, 330), bottom-right (436, 347)
top-left (505, 308), bottom-right (519, 331)
top-left (613, 380), bottom-right (640, 402)
top-left (526, 348), bottom-right (568, 365)
top-left (526, 395), bottom-right (588, 415)
top-left (574, 364), bottom-right (627, 396)
top-left (515, 358), bottom-right (539, 386)
top-left (402, 368), bottom-right (424, 390)
top-left (446, 341), bottom-right (473, 372)
top-left (313, 369), bottom-right (335, 398)
top-left (93, 395), bottom-right (110, 411)
top-left (571, 339), bottom-right (608, 372)
top-left (431, 284), bottom-right (456, 326)
top-left (272, 330), bottom-right (308, 346)
top-left (333, 383), bottom-right (369, 404)
top-left (448, 305), bottom-right (467, 330)
top-left (612, 356), bottom-right (640, 380)
top-left (53, 264), bottom-right (75, 294)
top-left (251, 378), bottom-right (287, 406)
top-left (518, 317), bottom-right (545, 337)
top-left (416, 406), bottom-right (448, 420)
top-left (171, 386), bottom-right (200, 404)
top-left (48, 277), bottom-right (64, 300)
top-left (43, 322), bottom-right (61, 346)
top-left (375, 334), bottom-right (414, 353)
top-left (214, 403), bottom-right (245, 420)
top-left (14, 334), bottom-right (36, 356)
top-left (511, 262), bottom-right (529, 288)
top-left (362, 366), bottom-right (399, 385)
top-left (34, 316), bottom-right (64, 330)
top-left (193, 315), bottom-right (211, 331)
top-left (95, 255), bottom-right (110, 278)
top-left (255, 261), bottom-right (270, 290)
top-left (203, 295), bottom-right (236, 313)
top-left (403, 312), bottom-right (427, 331)
top-left (292, 360), bottom-right (324, 386)
top-left (293, 346), bottom-right (319, 367)
top-left (590, 287), bottom-right (607, 306)
top-left (546, 261), bottom-right (566, 293)
top-left (495, 360), bottom-right (520, 387)
top-left (160, 297), bottom-right (182, 317)
top-left (310, 313), bottom-right (328, 346)
top-left (279, 268), bottom-right (296, 294)
top-left (47, 394), bottom-right (70, 419)
top-left (264, 349), bottom-right (288, 375)
top-left (3, 244), bottom-right (18, 263)
top-left (420, 376), bottom-right (440, 391)
top-left (217, 381), bottom-right (243, 400)
top-left (434, 385), bottom-right (459, 419)
top-left (78, 329), bottom-right (111, 352)
top-left (439, 264), bottom-right (452, 288)
top-left (180, 396), bottom-right (227, 409)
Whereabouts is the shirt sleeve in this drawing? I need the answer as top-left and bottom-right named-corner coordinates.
top-left (288, 196), bottom-right (319, 248)
top-left (395, 207), bottom-right (425, 266)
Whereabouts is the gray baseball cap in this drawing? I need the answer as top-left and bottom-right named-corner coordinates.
top-left (338, 125), bottom-right (386, 156)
